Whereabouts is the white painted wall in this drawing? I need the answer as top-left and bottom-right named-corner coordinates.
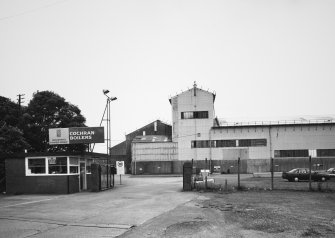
top-left (210, 125), bottom-right (335, 161)
top-left (170, 86), bottom-right (335, 163)
top-left (170, 86), bottom-right (215, 161)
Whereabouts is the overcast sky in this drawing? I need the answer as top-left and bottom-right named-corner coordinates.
top-left (1, 0), bottom-right (335, 153)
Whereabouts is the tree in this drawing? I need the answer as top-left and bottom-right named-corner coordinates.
top-left (0, 123), bottom-right (30, 153)
top-left (0, 96), bottom-right (22, 127)
top-left (0, 96), bottom-right (30, 153)
top-left (24, 91), bottom-right (87, 152)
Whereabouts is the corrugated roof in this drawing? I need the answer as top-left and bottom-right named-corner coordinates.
top-left (132, 135), bottom-right (171, 143)
top-left (215, 115), bottom-right (335, 127)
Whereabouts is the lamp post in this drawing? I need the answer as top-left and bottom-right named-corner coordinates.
top-left (102, 90), bottom-right (117, 187)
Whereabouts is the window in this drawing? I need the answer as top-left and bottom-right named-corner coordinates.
top-left (194, 111), bottom-right (208, 119)
top-left (27, 158), bottom-right (46, 174)
top-left (317, 149), bottom-right (335, 157)
top-left (192, 139), bottom-right (266, 148)
top-left (251, 139), bottom-right (267, 147)
top-left (181, 111), bottom-right (194, 119)
top-left (215, 140), bottom-right (236, 147)
top-left (181, 111), bottom-right (208, 119)
top-left (48, 157), bottom-right (67, 174)
top-left (191, 140), bottom-right (210, 148)
top-left (238, 139), bottom-right (267, 147)
top-left (25, 156), bottom-right (94, 176)
top-left (274, 150), bottom-right (309, 158)
top-left (86, 159), bottom-right (93, 174)
top-left (69, 157), bottom-right (79, 174)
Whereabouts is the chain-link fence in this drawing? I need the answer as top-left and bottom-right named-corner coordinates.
top-left (191, 157), bottom-right (335, 192)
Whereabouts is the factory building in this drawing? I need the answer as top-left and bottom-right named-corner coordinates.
top-left (110, 120), bottom-right (172, 173)
top-left (129, 83), bottom-right (335, 174)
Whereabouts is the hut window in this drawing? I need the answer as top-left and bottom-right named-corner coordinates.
top-left (48, 157), bottom-right (67, 174)
top-left (86, 159), bottom-right (93, 174)
top-left (27, 158), bottom-right (46, 174)
top-left (69, 157), bottom-right (79, 174)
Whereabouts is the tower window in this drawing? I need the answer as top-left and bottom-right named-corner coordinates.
top-left (181, 111), bottom-right (208, 119)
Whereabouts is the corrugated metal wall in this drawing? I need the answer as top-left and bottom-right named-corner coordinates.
top-left (132, 142), bottom-right (178, 161)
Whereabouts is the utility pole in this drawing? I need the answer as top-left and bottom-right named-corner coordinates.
top-left (17, 94), bottom-right (25, 117)
top-left (17, 94), bottom-right (25, 108)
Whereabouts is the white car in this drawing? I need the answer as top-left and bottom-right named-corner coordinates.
top-left (326, 168), bottom-right (335, 177)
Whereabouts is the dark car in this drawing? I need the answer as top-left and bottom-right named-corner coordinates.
top-left (282, 168), bottom-right (330, 182)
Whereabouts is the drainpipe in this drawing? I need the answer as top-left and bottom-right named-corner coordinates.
top-left (209, 128), bottom-right (212, 173)
top-left (268, 126), bottom-right (273, 164)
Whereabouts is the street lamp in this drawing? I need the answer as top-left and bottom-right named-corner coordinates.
top-left (102, 90), bottom-right (117, 156)
top-left (102, 90), bottom-right (117, 187)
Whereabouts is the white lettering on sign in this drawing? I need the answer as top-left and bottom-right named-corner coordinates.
top-left (69, 130), bottom-right (95, 140)
top-left (69, 131), bottom-right (95, 136)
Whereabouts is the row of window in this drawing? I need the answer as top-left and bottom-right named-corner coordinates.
top-left (191, 139), bottom-right (267, 148)
top-left (274, 149), bottom-right (335, 157)
top-left (26, 157), bottom-right (92, 175)
top-left (181, 111), bottom-right (209, 119)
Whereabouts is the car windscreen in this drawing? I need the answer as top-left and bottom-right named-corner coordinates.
top-left (288, 169), bottom-right (298, 173)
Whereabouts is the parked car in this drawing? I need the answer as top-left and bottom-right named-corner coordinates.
top-left (318, 168), bottom-right (335, 178)
top-left (282, 168), bottom-right (330, 182)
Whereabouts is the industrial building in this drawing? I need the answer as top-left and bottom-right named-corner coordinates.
top-left (128, 82), bottom-right (335, 174)
top-left (110, 120), bottom-right (172, 173)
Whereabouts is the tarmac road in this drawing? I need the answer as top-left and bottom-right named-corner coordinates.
top-left (0, 175), bottom-right (196, 238)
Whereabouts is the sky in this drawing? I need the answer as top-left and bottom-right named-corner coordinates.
top-left (1, 0), bottom-right (335, 153)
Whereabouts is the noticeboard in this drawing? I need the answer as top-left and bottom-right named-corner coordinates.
top-left (49, 127), bottom-right (104, 145)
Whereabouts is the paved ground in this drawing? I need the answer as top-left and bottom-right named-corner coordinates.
top-left (0, 175), bottom-right (196, 237)
top-left (1, 175), bottom-right (334, 238)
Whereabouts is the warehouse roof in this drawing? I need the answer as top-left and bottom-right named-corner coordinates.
top-left (214, 116), bottom-right (335, 128)
top-left (132, 135), bottom-right (171, 143)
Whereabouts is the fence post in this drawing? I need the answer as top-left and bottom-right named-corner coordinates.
top-left (98, 165), bottom-right (101, 191)
top-left (309, 156), bottom-right (312, 191)
top-left (183, 162), bottom-right (192, 191)
top-left (271, 157), bottom-right (274, 190)
top-left (205, 158), bottom-right (208, 191)
top-left (237, 157), bottom-right (240, 190)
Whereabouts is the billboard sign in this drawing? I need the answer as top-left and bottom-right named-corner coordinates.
top-left (49, 127), bottom-right (104, 145)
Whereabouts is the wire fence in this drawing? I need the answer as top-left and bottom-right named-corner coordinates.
top-left (191, 157), bottom-right (335, 192)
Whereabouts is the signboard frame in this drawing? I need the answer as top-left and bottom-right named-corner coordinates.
top-left (49, 127), bottom-right (104, 145)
